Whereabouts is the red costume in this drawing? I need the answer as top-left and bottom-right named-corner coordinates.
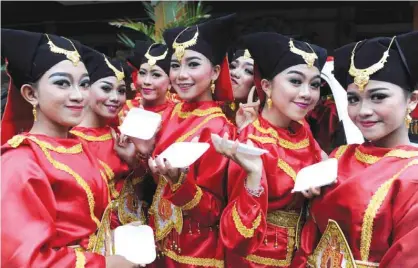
top-left (1, 133), bottom-right (109, 267)
top-left (220, 116), bottom-right (322, 267)
top-left (70, 126), bottom-right (146, 229)
top-left (292, 143), bottom-right (418, 267)
top-left (148, 101), bottom-right (235, 268)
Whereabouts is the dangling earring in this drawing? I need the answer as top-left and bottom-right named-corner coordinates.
top-left (405, 108), bottom-right (412, 128)
top-left (32, 104), bottom-right (37, 122)
top-left (210, 80), bottom-right (216, 94)
top-left (267, 97), bottom-right (272, 109)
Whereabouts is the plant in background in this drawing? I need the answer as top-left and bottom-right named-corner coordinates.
top-left (109, 1), bottom-right (211, 48)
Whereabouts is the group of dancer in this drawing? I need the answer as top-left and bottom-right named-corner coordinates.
top-left (1, 13), bottom-right (418, 268)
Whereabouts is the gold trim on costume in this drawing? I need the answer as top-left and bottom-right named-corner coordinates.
top-left (266, 210), bottom-right (299, 228)
top-left (70, 130), bottom-right (112, 142)
top-left (308, 219), bottom-right (356, 268)
top-left (132, 176), bottom-right (144, 186)
top-left (170, 103), bottom-right (223, 119)
top-left (98, 160), bottom-right (119, 199)
top-left (231, 202), bottom-right (262, 238)
top-left (245, 228), bottom-right (295, 267)
top-left (277, 158), bottom-right (297, 181)
top-left (348, 36), bottom-right (396, 91)
top-left (164, 249), bottom-right (224, 268)
top-left (25, 136), bottom-right (101, 227)
top-left (335, 145), bottom-right (349, 160)
top-left (149, 178), bottom-right (183, 241)
top-left (288, 39), bottom-right (318, 68)
top-left (355, 148), bottom-right (381, 165)
top-left (172, 26), bottom-right (199, 62)
top-left (251, 119), bottom-right (310, 150)
top-left (45, 34), bottom-right (81, 66)
top-left (75, 249), bottom-right (86, 268)
top-left (181, 186), bottom-right (203, 210)
top-left (117, 179), bottom-right (145, 225)
top-left (176, 113), bottom-right (226, 142)
top-left (145, 43), bottom-right (168, 67)
top-left (355, 147), bottom-right (418, 165)
top-left (104, 55), bottom-right (125, 82)
top-left (360, 159), bottom-right (418, 261)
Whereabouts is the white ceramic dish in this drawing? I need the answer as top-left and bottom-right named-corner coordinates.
top-left (211, 134), bottom-right (269, 156)
top-left (150, 142), bottom-right (210, 168)
top-left (292, 158), bottom-right (338, 192)
top-left (119, 108), bottom-right (161, 140)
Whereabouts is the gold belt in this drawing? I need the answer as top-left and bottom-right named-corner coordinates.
top-left (266, 210), bottom-right (299, 228)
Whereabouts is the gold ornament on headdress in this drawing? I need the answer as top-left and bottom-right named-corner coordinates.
top-left (348, 36), bottom-right (396, 91)
top-left (288, 39), bottom-right (318, 68)
top-left (104, 55), bottom-right (125, 82)
top-left (45, 34), bottom-right (81, 66)
top-left (243, 49), bottom-right (252, 59)
top-left (172, 26), bottom-right (199, 62)
top-left (145, 43), bottom-right (168, 67)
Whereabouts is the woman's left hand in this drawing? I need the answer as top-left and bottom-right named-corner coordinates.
top-left (111, 128), bottom-right (138, 167)
top-left (148, 156), bottom-right (182, 186)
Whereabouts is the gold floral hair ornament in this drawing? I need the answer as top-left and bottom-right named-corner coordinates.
top-left (104, 55), bottom-right (125, 82)
top-left (288, 39), bottom-right (318, 68)
top-left (349, 36), bottom-right (396, 91)
top-left (145, 43), bottom-right (168, 67)
top-left (45, 34), bottom-right (81, 66)
top-left (243, 49), bottom-right (252, 59)
top-left (172, 26), bottom-right (199, 62)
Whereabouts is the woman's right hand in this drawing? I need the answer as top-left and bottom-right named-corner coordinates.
top-left (235, 86), bottom-right (260, 132)
top-left (105, 255), bottom-right (144, 268)
top-left (211, 133), bottom-right (263, 187)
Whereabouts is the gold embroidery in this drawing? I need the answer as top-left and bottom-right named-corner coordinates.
top-left (149, 178), bottom-right (183, 241)
top-left (355, 260), bottom-right (380, 267)
top-left (277, 158), bottom-right (297, 181)
top-left (360, 159), bottom-right (418, 261)
top-left (232, 202), bottom-right (262, 238)
top-left (117, 179), bottom-right (144, 225)
top-left (252, 119), bottom-right (310, 150)
top-left (245, 228), bottom-right (295, 267)
top-left (75, 249), bottom-right (86, 268)
top-left (99, 170), bottom-right (111, 203)
top-left (181, 186), bottom-right (202, 210)
top-left (27, 136), bottom-right (100, 227)
top-left (176, 113), bottom-right (225, 143)
top-left (164, 249), bottom-right (223, 268)
top-left (126, 100), bottom-right (134, 109)
top-left (98, 160), bottom-right (119, 199)
top-left (132, 176), bottom-right (144, 185)
top-left (7, 135), bottom-right (26, 148)
top-left (309, 219), bottom-right (356, 268)
top-left (170, 103), bottom-right (223, 119)
top-left (248, 134), bottom-right (277, 145)
top-left (334, 145), bottom-right (349, 159)
top-left (266, 210), bottom-right (299, 228)
top-left (87, 233), bottom-right (97, 252)
top-left (355, 147), bottom-right (418, 165)
top-left (355, 148), bottom-right (381, 164)
top-left (92, 204), bottom-right (112, 255)
top-left (70, 130), bottom-right (112, 142)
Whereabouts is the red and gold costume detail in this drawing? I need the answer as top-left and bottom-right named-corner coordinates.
top-left (292, 143), bottom-right (418, 267)
top-left (220, 116), bottom-right (323, 267)
top-left (1, 133), bottom-right (110, 267)
top-left (70, 126), bottom-right (146, 230)
top-left (148, 101), bottom-right (235, 268)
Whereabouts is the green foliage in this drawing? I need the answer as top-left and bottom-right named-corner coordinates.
top-left (109, 1), bottom-right (211, 46)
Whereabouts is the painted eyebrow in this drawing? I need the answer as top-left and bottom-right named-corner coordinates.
top-left (287, 70), bottom-right (305, 77)
top-left (49, 72), bottom-right (71, 79)
top-left (367, 88), bottom-right (390, 94)
top-left (185, 56), bottom-right (202, 61)
top-left (101, 81), bottom-right (114, 86)
top-left (243, 62), bottom-right (254, 67)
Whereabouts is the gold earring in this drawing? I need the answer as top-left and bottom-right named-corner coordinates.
top-left (32, 104), bottom-right (37, 122)
top-left (210, 80), bottom-right (216, 94)
top-left (267, 97), bottom-right (272, 109)
top-left (405, 108), bottom-right (412, 128)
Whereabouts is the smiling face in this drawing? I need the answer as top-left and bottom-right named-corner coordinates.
top-left (23, 60), bottom-right (91, 127)
top-left (89, 76), bottom-right (127, 119)
top-left (262, 64), bottom-right (321, 125)
top-left (230, 56), bottom-right (254, 101)
top-left (347, 80), bottom-right (418, 144)
top-left (138, 63), bottom-right (170, 105)
top-left (169, 49), bottom-right (220, 102)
